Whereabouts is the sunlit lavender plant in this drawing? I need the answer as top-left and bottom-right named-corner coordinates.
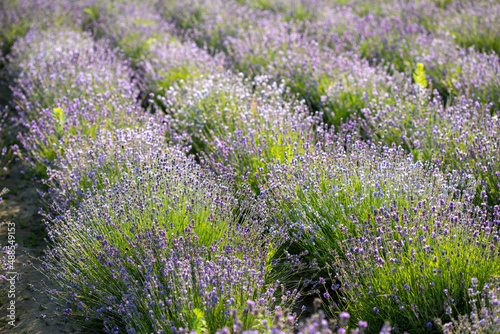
top-left (158, 71), bottom-right (320, 192)
top-left (236, 0), bottom-right (321, 22)
top-left (216, 306), bottom-right (372, 334)
top-left (9, 29), bottom-right (150, 175)
top-left (82, 0), bottom-right (226, 111)
top-left (82, 0), bottom-right (172, 65)
top-left (441, 1), bottom-right (500, 55)
top-left (363, 85), bottom-right (500, 206)
top-left (262, 139), bottom-right (470, 273)
top-left (43, 122), bottom-right (166, 210)
top-left (141, 37), bottom-right (225, 104)
top-left (17, 92), bottom-right (150, 177)
top-left (42, 139), bottom-right (296, 332)
top-left (9, 28), bottom-right (137, 119)
top-left (406, 37), bottom-right (500, 108)
top-left (223, 17), bottom-right (401, 125)
top-left (156, 0), bottom-right (403, 125)
top-left (0, 0), bottom-right (83, 57)
top-left (199, 78), bottom-right (321, 192)
top-left (354, 0), bottom-right (442, 31)
top-left (156, 0), bottom-right (269, 52)
top-left (310, 3), bottom-right (431, 64)
top-left (308, 2), bottom-right (500, 108)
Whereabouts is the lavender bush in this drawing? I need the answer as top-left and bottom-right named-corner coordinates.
top-left (157, 0), bottom-right (406, 125)
top-left (83, 0), bottom-right (226, 111)
top-left (141, 38), bottom-right (225, 106)
top-left (234, 0), bottom-right (325, 23)
top-left (352, 0), bottom-right (442, 30)
top-left (9, 29), bottom-right (137, 118)
top-left (363, 84), bottom-right (500, 206)
top-left (261, 132), bottom-right (500, 332)
top-left (81, 0), bottom-right (172, 65)
top-left (410, 39), bottom-right (500, 108)
top-left (309, 1), bottom-right (500, 108)
top-left (436, 277), bottom-right (500, 333)
top-left (157, 72), bottom-right (320, 192)
top-left (224, 18), bottom-right (401, 125)
top-left (43, 136), bottom-right (297, 332)
top-left (157, 0), bottom-right (500, 110)
top-left (441, 1), bottom-right (500, 55)
top-left (0, 0), bottom-right (83, 56)
top-left (43, 122), bottom-right (166, 210)
top-left (262, 139), bottom-right (472, 272)
top-left (328, 202), bottom-right (500, 332)
top-left (0, 0), bottom-right (86, 107)
top-left (215, 306), bottom-right (372, 334)
top-left (8, 29), bottom-right (149, 175)
top-left (310, 4), bottom-right (431, 64)
top-left (156, 0), bottom-right (270, 52)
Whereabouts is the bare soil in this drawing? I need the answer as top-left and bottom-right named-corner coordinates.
top-left (0, 159), bottom-right (84, 333)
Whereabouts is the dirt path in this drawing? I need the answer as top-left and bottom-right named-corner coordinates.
top-left (0, 160), bottom-right (84, 333)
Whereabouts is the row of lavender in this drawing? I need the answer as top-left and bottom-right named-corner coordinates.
top-left (0, 0), bottom-right (79, 311)
top-left (154, 0), bottom-right (498, 119)
top-left (1, 0), bottom-right (500, 333)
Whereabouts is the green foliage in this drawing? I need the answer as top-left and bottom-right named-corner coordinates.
top-left (432, 0), bottom-right (455, 10)
top-left (154, 66), bottom-right (197, 94)
top-left (83, 6), bottom-right (100, 21)
top-left (413, 63), bottom-right (428, 89)
top-left (82, 4), bottom-right (106, 38)
top-left (451, 23), bottom-right (500, 56)
top-left (52, 107), bottom-right (65, 133)
top-left (193, 308), bottom-right (208, 333)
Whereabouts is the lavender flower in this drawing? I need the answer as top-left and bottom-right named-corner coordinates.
top-left (263, 138), bottom-right (472, 270)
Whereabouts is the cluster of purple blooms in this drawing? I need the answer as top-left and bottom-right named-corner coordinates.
top-left (214, 307), bottom-right (373, 334)
top-left (363, 85), bottom-right (500, 206)
top-left (44, 133), bottom-right (294, 332)
top-left (158, 71), bottom-right (322, 192)
top-left (1, 0), bottom-right (500, 333)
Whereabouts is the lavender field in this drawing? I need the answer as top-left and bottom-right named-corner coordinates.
top-left (0, 0), bottom-right (499, 333)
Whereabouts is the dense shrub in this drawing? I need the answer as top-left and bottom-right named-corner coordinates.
top-left (158, 72), bottom-right (319, 192)
top-left (326, 197), bottom-right (500, 332)
top-left (43, 123), bottom-right (166, 210)
top-left (363, 85), bottom-right (500, 206)
top-left (262, 140), bottom-right (471, 270)
top-left (436, 277), bottom-right (500, 333)
top-left (43, 132), bottom-right (297, 333)
top-left (9, 29), bottom-right (149, 175)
